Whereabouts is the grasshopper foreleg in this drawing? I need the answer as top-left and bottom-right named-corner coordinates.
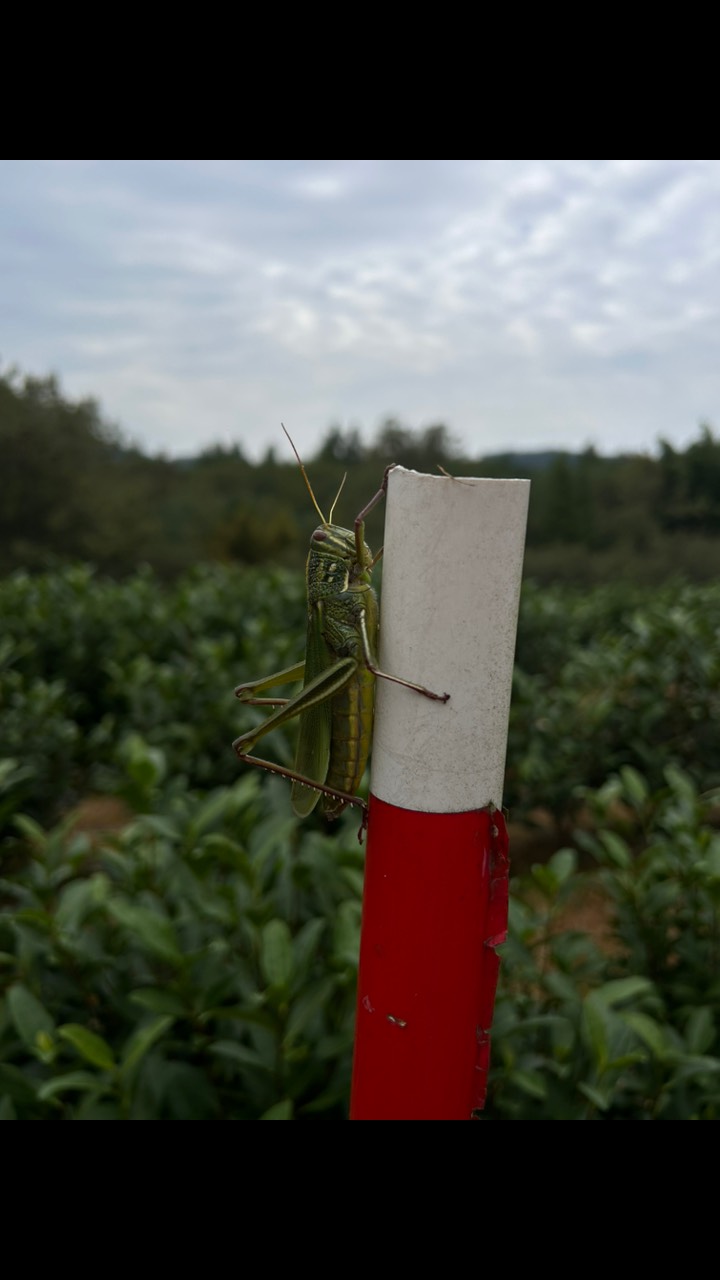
top-left (353, 463), bottom-right (397, 568)
top-left (358, 610), bottom-right (450, 703)
top-left (234, 660), bottom-right (305, 704)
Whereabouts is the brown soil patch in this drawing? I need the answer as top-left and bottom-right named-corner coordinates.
top-left (507, 813), bottom-right (564, 874)
top-left (68, 795), bottom-right (133, 838)
top-left (552, 883), bottom-right (621, 955)
top-left (507, 811), bottom-right (620, 955)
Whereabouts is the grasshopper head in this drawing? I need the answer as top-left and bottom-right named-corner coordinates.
top-left (311, 523), bottom-right (372, 571)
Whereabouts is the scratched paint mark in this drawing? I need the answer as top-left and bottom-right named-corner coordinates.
top-left (387, 1014), bottom-right (407, 1028)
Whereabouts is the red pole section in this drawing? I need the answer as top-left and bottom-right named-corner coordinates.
top-left (350, 467), bottom-right (530, 1121)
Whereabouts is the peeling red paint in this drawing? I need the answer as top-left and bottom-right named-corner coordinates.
top-left (473, 809), bottom-right (509, 1110)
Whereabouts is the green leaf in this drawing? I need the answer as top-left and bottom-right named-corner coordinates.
top-left (510, 1070), bottom-right (548, 1100)
top-left (545, 972), bottom-right (579, 1002)
top-left (286, 977), bottom-right (337, 1041)
top-left (260, 1098), bottom-right (293, 1120)
top-left (292, 918), bottom-right (326, 980)
top-left (0, 1095), bottom-right (16, 1120)
top-left (0, 1064), bottom-right (39, 1106)
top-left (0, 757), bottom-right (21, 787)
top-left (333, 900), bottom-right (361, 967)
top-left (670, 1054), bottom-right (720, 1082)
top-left (75, 1099), bottom-right (125, 1121)
top-left (189, 790), bottom-right (233, 837)
top-left (6, 983), bottom-right (55, 1051)
top-left (548, 847), bottom-right (577, 885)
top-left (664, 765), bottom-right (696, 803)
top-left (578, 1082), bottom-right (611, 1111)
top-left (260, 919), bottom-right (294, 989)
top-left (530, 864), bottom-right (557, 897)
top-left (497, 1014), bottom-right (569, 1038)
top-left (593, 977), bottom-right (654, 1008)
top-left (597, 831), bottom-right (631, 869)
top-left (120, 1015), bottom-right (175, 1075)
top-left (620, 1011), bottom-right (668, 1059)
top-left (620, 766), bottom-right (649, 808)
top-left (685, 1007), bottom-right (715, 1056)
top-left (129, 988), bottom-right (186, 1016)
top-left (199, 1003), bottom-right (275, 1031)
top-left (58, 1024), bottom-right (116, 1071)
top-left (135, 814), bottom-right (179, 840)
top-left (36, 1072), bottom-right (104, 1101)
top-left (107, 899), bottom-right (184, 967)
top-left (55, 876), bottom-right (108, 932)
top-left (12, 814), bottom-right (47, 848)
top-left (210, 1041), bottom-right (272, 1071)
top-left (581, 994), bottom-right (610, 1071)
top-left (126, 740), bottom-right (166, 789)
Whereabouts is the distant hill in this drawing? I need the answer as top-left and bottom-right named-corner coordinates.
top-left (478, 450), bottom-right (579, 473)
top-left (2, 364), bottom-right (720, 584)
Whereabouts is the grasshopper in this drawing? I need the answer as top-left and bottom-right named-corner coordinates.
top-left (232, 428), bottom-right (450, 833)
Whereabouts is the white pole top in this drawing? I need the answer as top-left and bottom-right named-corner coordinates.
top-left (370, 467), bottom-right (530, 814)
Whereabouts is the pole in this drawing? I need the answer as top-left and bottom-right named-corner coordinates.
top-left (350, 466), bottom-right (530, 1120)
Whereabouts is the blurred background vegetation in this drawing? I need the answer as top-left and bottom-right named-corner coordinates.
top-left (3, 364), bottom-right (720, 583)
top-left (2, 364), bottom-right (720, 1119)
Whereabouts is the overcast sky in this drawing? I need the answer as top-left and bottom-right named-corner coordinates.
top-left (1, 158), bottom-right (718, 462)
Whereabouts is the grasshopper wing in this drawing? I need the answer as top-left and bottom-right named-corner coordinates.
top-left (291, 606), bottom-right (332, 817)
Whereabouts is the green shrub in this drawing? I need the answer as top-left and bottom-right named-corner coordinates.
top-left (507, 580), bottom-right (720, 821)
top-left (0, 564), bottom-right (306, 828)
top-left (1, 760), bottom-right (718, 1119)
top-left (484, 767), bottom-right (720, 1120)
top-left (3, 565), bottom-right (720, 831)
top-left (2, 564), bottom-right (720, 1117)
top-left (0, 766), bottom-right (365, 1119)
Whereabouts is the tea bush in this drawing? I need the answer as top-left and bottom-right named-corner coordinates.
top-left (2, 565), bottom-right (719, 833)
top-left (485, 767), bottom-right (720, 1120)
top-left (1, 758), bottom-right (718, 1119)
top-left (0, 763), bottom-right (364, 1119)
top-left (2, 565), bottom-right (719, 1118)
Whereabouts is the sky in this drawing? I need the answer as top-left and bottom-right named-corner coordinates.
top-left (1, 158), bottom-right (719, 462)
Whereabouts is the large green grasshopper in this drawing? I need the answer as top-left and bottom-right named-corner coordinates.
top-left (232, 428), bottom-right (449, 828)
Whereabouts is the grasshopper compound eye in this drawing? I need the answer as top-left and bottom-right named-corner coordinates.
top-left (312, 529), bottom-right (328, 542)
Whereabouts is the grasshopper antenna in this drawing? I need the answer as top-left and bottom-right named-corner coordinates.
top-left (328, 472), bottom-right (347, 524)
top-left (281, 423), bottom-right (329, 526)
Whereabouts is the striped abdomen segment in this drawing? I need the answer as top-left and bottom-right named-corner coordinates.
top-left (323, 663), bottom-right (375, 815)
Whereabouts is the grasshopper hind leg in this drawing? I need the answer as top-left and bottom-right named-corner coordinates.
top-left (232, 741), bottom-right (369, 843)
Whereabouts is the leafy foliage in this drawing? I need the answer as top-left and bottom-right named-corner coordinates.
top-left (0, 772), bottom-right (366, 1119)
top-left (2, 563), bottom-right (719, 835)
top-left (0, 563), bottom-right (304, 826)
top-left (1, 759), bottom-right (718, 1119)
top-left (507, 579), bottom-right (720, 822)
top-left (2, 557), bottom-right (720, 1118)
top-left (486, 768), bottom-right (720, 1120)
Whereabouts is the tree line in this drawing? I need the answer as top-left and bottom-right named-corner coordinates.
top-left (2, 364), bottom-right (720, 584)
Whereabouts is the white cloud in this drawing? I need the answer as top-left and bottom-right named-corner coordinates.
top-left (1, 158), bottom-right (719, 460)
top-left (292, 173), bottom-right (348, 200)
